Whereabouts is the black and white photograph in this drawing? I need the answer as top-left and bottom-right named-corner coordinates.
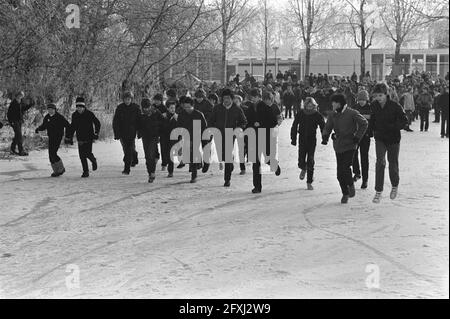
top-left (0, 0), bottom-right (448, 302)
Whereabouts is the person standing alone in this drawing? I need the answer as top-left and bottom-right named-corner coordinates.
top-left (7, 91), bottom-right (33, 156)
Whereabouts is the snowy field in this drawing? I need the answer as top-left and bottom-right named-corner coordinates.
top-left (0, 118), bottom-right (448, 299)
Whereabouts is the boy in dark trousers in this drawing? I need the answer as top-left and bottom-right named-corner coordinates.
top-left (113, 91), bottom-right (141, 175)
top-left (65, 97), bottom-right (101, 178)
top-left (291, 97), bottom-right (325, 190)
top-left (160, 102), bottom-right (179, 178)
top-left (352, 90), bottom-right (372, 189)
top-left (35, 103), bottom-right (70, 177)
top-left (7, 91), bottom-right (32, 156)
top-left (175, 97), bottom-right (208, 183)
top-left (322, 94), bottom-right (368, 204)
top-left (138, 98), bottom-right (165, 183)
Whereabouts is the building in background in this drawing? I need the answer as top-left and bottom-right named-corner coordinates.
top-left (226, 56), bottom-right (301, 80)
top-left (298, 48), bottom-right (449, 81)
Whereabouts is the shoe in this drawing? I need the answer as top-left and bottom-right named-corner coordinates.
top-left (240, 170), bottom-right (246, 175)
top-left (131, 152), bottom-right (138, 167)
top-left (81, 171), bottom-right (89, 178)
top-left (353, 174), bottom-right (361, 182)
top-left (361, 181), bottom-right (368, 189)
top-left (390, 187), bottom-right (398, 200)
top-left (122, 170), bottom-right (130, 175)
top-left (162, 165), bottom-right (167, 171)
top-left (275, 165), bottom-right (281, 176)
top-left (190, 178), bottom-right (197, 184)
top-left (202, 163), bottom-right (210, 173)
top-left (341, 195), bottom-right (349, 204)
top-left (51, 172), bottom-right (59, 177)
top-left (299, 170), bottom-right (306, 180)
top-left (10, 149), bottom-right (18, 155)
top-left (307, 183), bottom-right (314, 190)
top-left (442, 135), bottom-right (445, 138)
top-left (224, 180), bottom-right (231, 187)
top-left (177, 162), bottom-right (185, 169)
top-left (373, 192), bottom-right (382, 204)
top-left (348, 184), bottom-right (356, 198)
top-left (252, 188), bottom-right (261, 194)
top-left (18, 151), bottom-right (29, 156)
top-left (167, 172), bottom-right (174, 178)
top-left (92, 159), bottom-right (98, 171)
top-left (219, 163), bottom-right (224, 171)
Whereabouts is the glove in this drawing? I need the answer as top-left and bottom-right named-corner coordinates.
top-left (291, 140), bottom-right (296, 146)
top-left (35, 128), bottom-right (39, 134)
top-left (353, 136), bottom-right (360, 144)
top-left (331, 133), bottom-right (337, 141)
top-left (93, 133), bottom-right (99, 140)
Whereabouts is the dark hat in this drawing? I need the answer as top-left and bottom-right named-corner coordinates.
top-left (372, 83), bottom-right (388, 95)
top-left (195, 89), bottom-right (206, 98)
top-left (221, 88), bottom-right (234, 99)
top-left (47, 103), bottom-right (57, 109)
top-left (330, 93), bottom-right (347, 106)
top-left (141, 98), bottom-right (152, 109)
top-left (153, 93), bottom-right (163, 101)
top-left (123, 91), bottom-right (134, 99)
top-left (249, 88), bottom-right (261, 97)
top-left (183, 97), bottom-right (194, 105)
top-left (167, 89), bottom-right (177, 98)
top-left (75, 97), bottom-right (86, 107)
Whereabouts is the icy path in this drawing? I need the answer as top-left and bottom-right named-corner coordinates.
top-left (0, 119), bottom-right (448, 298)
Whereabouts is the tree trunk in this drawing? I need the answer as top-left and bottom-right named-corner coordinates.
top-left (392, 41), bottom-right (402, 76)
top-left (360, 46), bottom-right (366, 80)
top-left (222, 33), bottom-right (227, 84)
top-left (305, 45), bottom-right (311, 76)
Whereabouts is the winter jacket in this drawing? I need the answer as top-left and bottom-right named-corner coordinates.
top-left (194, 99), bottom-right (214, 123)
top-left (138, 110), bottom-right (164, 139)
top-left (438, 92), bottom-right (449, 117)
top-left (322, 107), bottom-right (368, 154)
top-left (402, 92), bottom-right (415, 112)
top-left (67, 110), bottom-right (101, 142)
top-left (7, 99), bottom-right (32, 124)
top-left (291, 109), bottom-right (325, 146)
top-left (36, 112), bottom-right (70, 140)
top-left (417, 93), bottom-right (433, 111)
top-left (282, 91), bottom-right (296, 107)
top-left (369, 99), bottom-right (408, 146)
top-left (154, 103), bottom-right (167, 114)
top-left (353, 102), bottom-right (373, 137)
top-left (161, 112), bottom-right (179, 141)
top-left (246, 101), bottom-right (278, 154)
top-left (208, 103), bottom-right (247, 136)
top-left (113, 103), bottom-right (141, 141)
top-left (177, 109), bottom-right (207, 141)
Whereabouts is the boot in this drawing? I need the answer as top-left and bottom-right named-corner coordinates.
top-left (81, 171), bottom-right (89, 178)
top-left (91, 158), bottom-right (98, 171)
top-left (148, 173), bottom-right (156, 183)
top-left (299, 170), bottom-right (306, 180)
top-left (373, 192), bottom-right (382, 204)
top-left (202, 163), bottom-right (210, 173)
top-left (390, 187), bottom-right (398, 200)
top-left (348, 185), bottom-right (356, 198)
top-left (341, 195), bottom-right (349, 204)
top-left (307, 183), bottom-right (314, 190)
top-left (51, 160), bottom-right (65, 177)
top-left (361, 181), bottom-right (368, 189)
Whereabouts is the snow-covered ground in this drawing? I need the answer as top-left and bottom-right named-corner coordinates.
top-left (0, 118), bottom-right (448, 299)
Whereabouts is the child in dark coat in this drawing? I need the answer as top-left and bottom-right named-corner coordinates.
top-left (35, 103), bottom-right (70, 177)
top-left (290, 97), bottom-right (325, 190)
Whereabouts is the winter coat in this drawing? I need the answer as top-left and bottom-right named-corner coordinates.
top-left (246, 101), bottom-right (278, 154)
top-left (113, 103), bottom-right (141, 141)
top-left (36, 112), bottom-right (70, 140)
top-left (138, 110), bottom-right (164, 139)
top-left (67, 110), bottom-right (101, 142)
top-left (438, 92), bottom-right (449, 117)
top-left (322, 107), bottom-right (368, 154)
top-left (353, 102), bottom-right (373, 137)
top-left (291, 109), bottom-right (325, 146)
top-left (369, 99), bottom-right (408, 146)
top-left (282, 91), bottom-right (296, 108)
top-left (208, 103), bottom-right (247, 136)
top-left (154, 103), bottom-right (167, 114)
top-left (7, 99), bottom-right (32, 124)
top-left (402, 92), bottom-right (415, 112)
top-left (176, 109), bottom-right (207, 141)
top-left (417, 93), bottom-right (433, 111)
top-left (194, 99), bottom-right (214, 123)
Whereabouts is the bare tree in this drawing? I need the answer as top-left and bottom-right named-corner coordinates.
top-left (379, 0), bottom-right (430, 76)
top-left (344, 0), bottom-right (376, 79)
top-left (213, 0), bottom-right (255, 84)
top-left (410, 0), bottom-right (449, 22)
top-left (288, 0), bottom-right (338, 76)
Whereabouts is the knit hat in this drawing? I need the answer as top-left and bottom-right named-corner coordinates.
top-left (166, 89), bottom-right (177, 98)
top-left (330, 93), bottom-right (347, 107)
top-left (373, 83), bottom-right (388, 95)
top-left (123, 91), bottom-right (134, 100)
top-left (141, 98), bottom-right (152, 109)
top-left (249, 88), bottom-right (261, 97)
top-left (221, 88), bottom-right (234, 99)
top-left (357, 90), bottom-right (370, 101)
top-left (304, 97), bottom-right (318, 108)
top-left (153, 93), bottom-right (163, 102)
top-left (75, 97), bottom-right (86, 107)
top-left (195, 89), bottom-right (206, 98)
top-left (47, 103), bottom-right (57, 109)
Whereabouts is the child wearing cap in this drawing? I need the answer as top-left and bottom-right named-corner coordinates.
top-left (35, 103), bottom-right (70, 177)
top-left (290, 97), bottom-right (325, 190)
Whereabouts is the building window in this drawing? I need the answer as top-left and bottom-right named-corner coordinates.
top-left (426, 54), bottom-right (438, 74)
top-left (412, 54), bottom-right (424, 73)
top-left (439, 54), bottom-right (449, 76)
